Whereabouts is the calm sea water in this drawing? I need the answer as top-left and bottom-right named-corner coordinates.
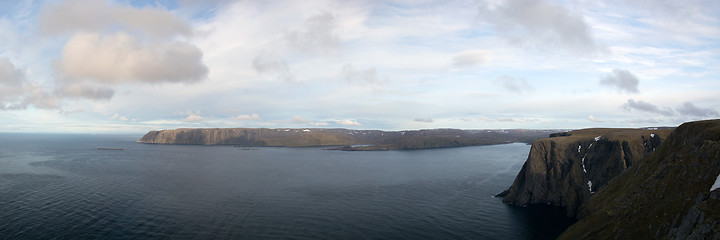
top-left (0, 133), bottom-right (574, 239)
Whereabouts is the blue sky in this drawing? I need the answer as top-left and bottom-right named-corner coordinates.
top-left (0, 0), bottom-right (719, 133)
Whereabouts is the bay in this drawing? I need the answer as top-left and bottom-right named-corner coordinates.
top-left (0, 133), bottom-right (574, 239)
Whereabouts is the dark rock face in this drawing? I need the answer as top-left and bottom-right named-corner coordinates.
top-left (558, 119), bottom-right (720, 239)
top-left (501, 128), bottom-right (672, 217)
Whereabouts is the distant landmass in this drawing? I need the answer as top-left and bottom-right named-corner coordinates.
top-left (137, 128), bottom-right (558, 150)
top-left (499, 119), bottom-right (720, 239)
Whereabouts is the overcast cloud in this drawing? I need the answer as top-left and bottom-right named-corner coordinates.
top-left (341, 64), bottom-right (387, 90)
top-left (478, 0), bottom-right (603, 55)
top-left (0, 0), bottom-right (718, 132)
top-left (285, 12), bottom-right (340, 54)
top-left (676, 102), bottom-right (719, 117)
top-left (497, 75), bottom-right (533, 93)
top-left (34, 0), bottom-right (209, 104)
top-left (622, 99), bottom-right (675, 116)
top-left (414, 117), bottom-right (434, 123)
top-left (600, 69), bottom-right (640, 94)
top-left (252, 52), bottom-right (293, 82)
top-left (451, 50), bottom-right (490, 68)
top-left (38, 0), bottom-right (192, 38)
top-left (0, 58), bottom-right (59, 110)
top-left (58, 32), bottom-right (207, 84)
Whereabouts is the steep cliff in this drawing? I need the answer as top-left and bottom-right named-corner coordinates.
top-left (500, 128), bottom-right (672, 217)
top-left (558, 119), bottom-right (720, 239)
top-left (137, 128), bottom-right (553, 149)
top-left (138, 128), bottom-right (358, 146)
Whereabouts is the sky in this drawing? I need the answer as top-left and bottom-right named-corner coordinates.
top-left (0, 0), bottom-right (719, 133)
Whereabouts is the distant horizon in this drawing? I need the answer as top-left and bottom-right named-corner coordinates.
top-left (1, 0), bottom-right (718, 133)
top-left (0, 123), bottom-right (684, 135)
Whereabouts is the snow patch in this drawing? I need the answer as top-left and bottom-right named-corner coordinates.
top-left (711, 173), bottom-right (720, 191)
top-left (582, 156), bottom-right (587, 173)
top-left (587, 181), bottom-right (594, 193)
top-left (650, 133), bottom-right (656, 138)
top-left (594, 136), bottom-right (601, 141)
top-left (589, 143), bottom-right (593, 148)
top-left (578, 145), bottom-right (581, 153)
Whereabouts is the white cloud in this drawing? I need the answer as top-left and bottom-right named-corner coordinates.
top-left (183, 114), bottom-right (204, 122)
top-left (58, 32), bottom-right (207, 84)
top-left (290, 115), bottom-right (327, 126)
top-left (0, 58), bottom-right (60, 110)
top-left (587, 115), bottom-right (602, 122)
top-left (599, 69), bottom-right (639, 94)
top-left (478, 0), bottom-right (604, 55)
top-left (337, 120), bottom-right (361, 126)
top-left (341, 64), bottom-right (387, 89)
top-left (233, 113), bottom-right (261, 121)
top-left (414, 117), bottom-right (433, 123)
top-left (451, 50), bottom-right (490, 68)
top-left (111, 113), bottom-right (129, 121)
top-left (310, 121), bottom-right (329, 126)
top-left (252, 52), bottom-right (293, 82)
top-left (0, 58), bottom-right (26, 109)
top-left (291, 115), bottom-right (309, 123)
top-left (0, 58), bottom-right (23, 86)
top-left (285, 12), bottom-right (340, 54)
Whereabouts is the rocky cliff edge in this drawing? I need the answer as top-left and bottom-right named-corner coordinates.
top-left (558, 119), bottom-right (720, 239)
top-left (499, 127), bottom-right (673, 217)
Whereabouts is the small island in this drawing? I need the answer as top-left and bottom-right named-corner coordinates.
top-left (97, 147), bottom-right (124, 150)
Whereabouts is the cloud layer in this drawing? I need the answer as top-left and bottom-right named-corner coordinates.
top-left (285, 12), bottom-right (340, 54)
top-left (0, 58), bottom-right (60, 110)
top-left (623, 99), bottom-right (674, 116)
top-left (676, 102), bottom-right (719, 117)
top-left (38, 0), bottom-right (192, 38)
top-left (478, 0), bottom-right (603, 55)
top-left (600, 69), bottom-right (639, 94)
top-left (58, 32), bottom-right (207, 84)
top-left (452, 50), bottom-right (490, 68)
top-left (497, 75), bottom-right (533, 93)
top-left (1, 0), bottom-right (718, 132)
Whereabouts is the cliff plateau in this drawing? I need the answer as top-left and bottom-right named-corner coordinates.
top-left (137, 128), bottom-right (553, 150)
top-left (499, 128), bottom-right (673, 217)
top-left (559, 119), bottom-right (720, 239)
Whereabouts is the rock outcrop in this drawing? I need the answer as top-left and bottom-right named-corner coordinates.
top-left (500, 128), bottom-right (673, 217)
top-left (137, 128), bottom-right (553, 150)
top-left (558, 119), bottom-right (720, 239)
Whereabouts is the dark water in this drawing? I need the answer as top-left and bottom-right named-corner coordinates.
top-left (0, 133), bottom-right (575, 239)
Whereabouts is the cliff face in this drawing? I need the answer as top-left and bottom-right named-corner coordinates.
top-left (500, 128), bottom-right (672, 217)
top-left (138, 128), bottom-right (359, 146)
top-left (137, 128), bottom-right (553, 149)
top-left (558, 119), bottom-right (720, 239)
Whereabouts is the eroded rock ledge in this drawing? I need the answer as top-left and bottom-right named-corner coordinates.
top-left (499, 127), bottom-right (673, 217)
top-left (559, 119), bottom-right (720, 239)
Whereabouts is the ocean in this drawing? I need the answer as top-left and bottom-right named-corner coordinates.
top-left (0, 133), bottom-right (574, 239)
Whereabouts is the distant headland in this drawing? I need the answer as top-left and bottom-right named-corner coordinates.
top-left (137, 128), bottom-right (559, 150)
